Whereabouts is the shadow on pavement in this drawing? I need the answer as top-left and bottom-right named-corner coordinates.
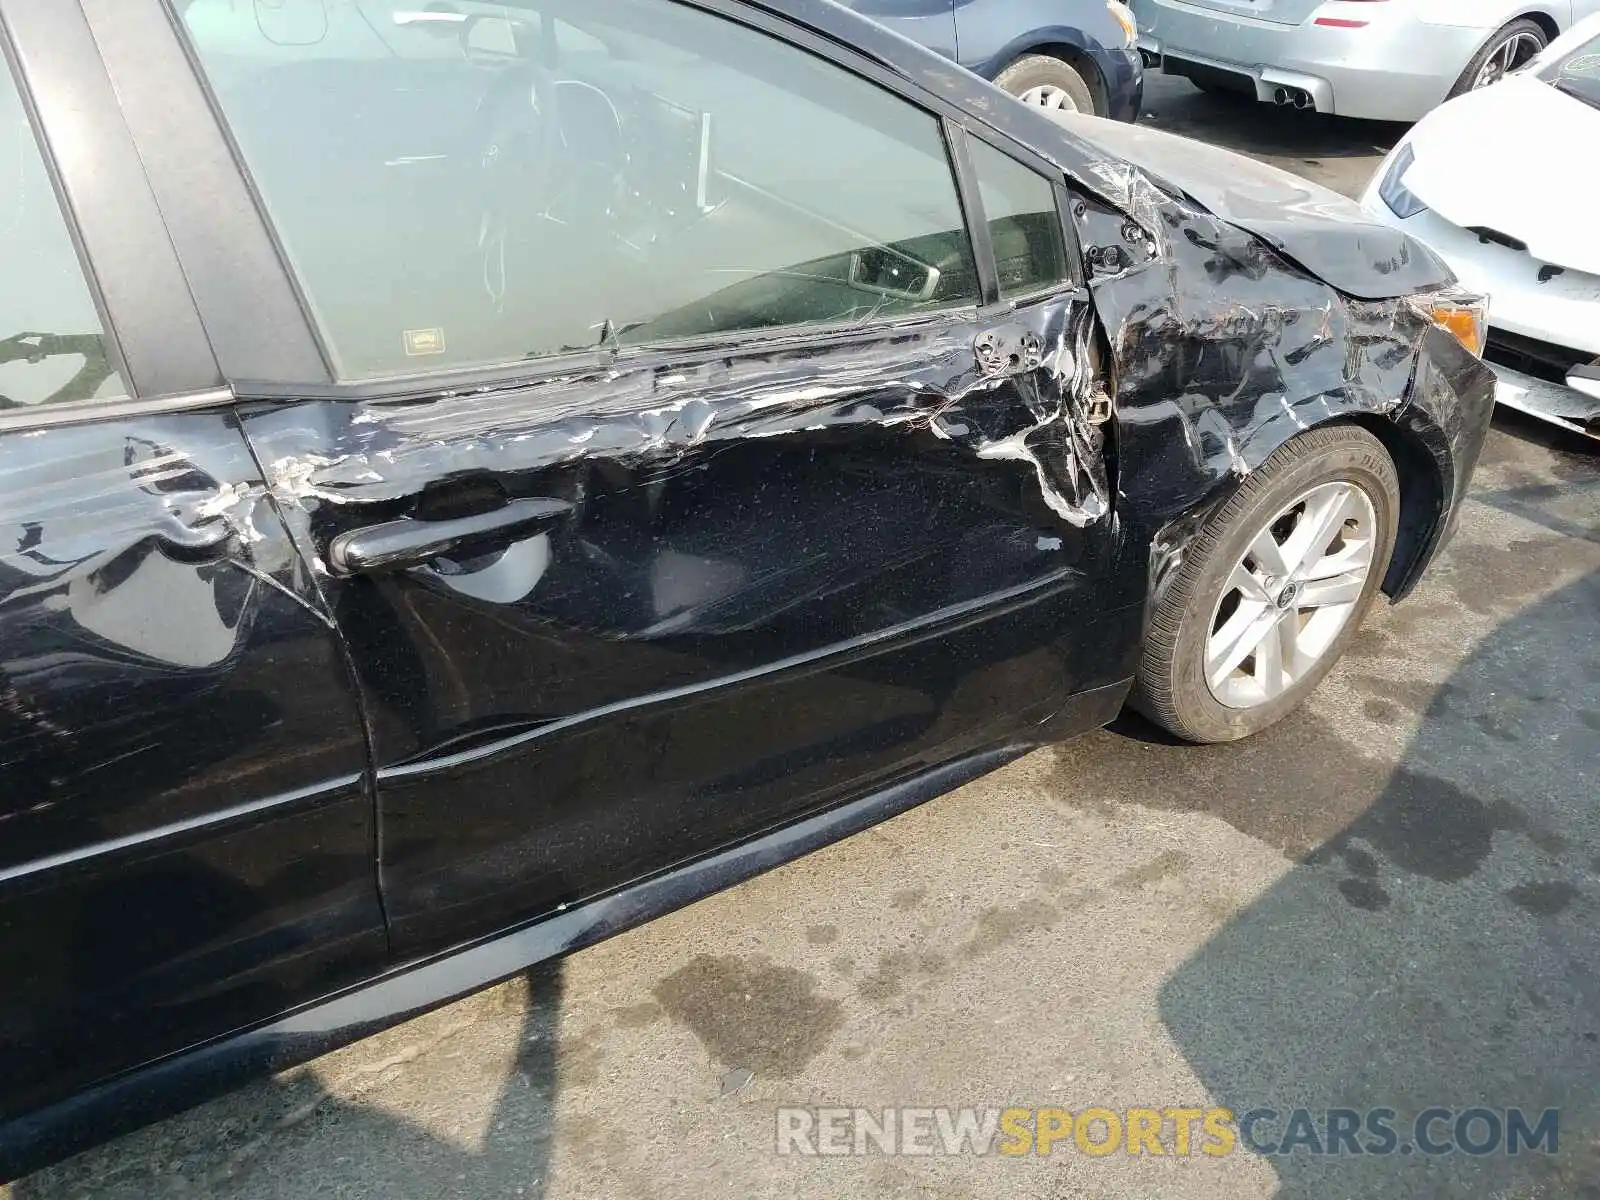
top-left (1157, 567), bottom-right (1600, 1196)
top-left (1140, 75), bottom-right (1409, 168)
top-left (13, 964), bottom-right (568, 1200)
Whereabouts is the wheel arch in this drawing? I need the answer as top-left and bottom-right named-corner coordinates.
top-left (1135, 409), bottom-right (1450, 614)
top-left (1232, 409), bottom-right (1449, 601)
top-left (1332, 413), bottom-right (1448, 599)
top-left (1025, 41), bottom-right (1110, 115)
top-left (1129, 420), bottom-right (1413, 742)
top-left (1514, 9), bottom-right (1561, 41)
top-left (1453, 10), bottom-right (1563, 84)
top-left (987, 34), bottom-right (1111, 114)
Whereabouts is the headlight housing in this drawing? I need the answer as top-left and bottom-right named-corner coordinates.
top-left (1107, 0), bottom-right (1138, 46)
top-left (1412, 290), bottom-right (1488, 358)
top-left (1377, 143), bottom-right (1428, 219)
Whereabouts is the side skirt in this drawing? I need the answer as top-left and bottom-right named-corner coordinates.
top-left (0, 678), bottom-right (1130, 1181)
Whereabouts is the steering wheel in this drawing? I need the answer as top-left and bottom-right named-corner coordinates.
top-left (473, 61), bottom-right (562, 310)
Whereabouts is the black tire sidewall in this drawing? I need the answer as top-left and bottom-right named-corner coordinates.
top-left (1450, 19), bottom-right (1547, 98)
top-left (995, 55), bottom-right (1098, 116)
top-left (1159, 435), bottom-right (1400, 743)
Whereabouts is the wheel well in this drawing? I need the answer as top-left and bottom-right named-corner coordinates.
top-left (1517, 10), bottom-right (1560, 41)
top-left (1025, 42), bottom-right (1108, 116)
top-left (1338, 414), bottom-right (1446, 599)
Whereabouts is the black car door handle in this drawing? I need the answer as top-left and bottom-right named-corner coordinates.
top-left (326, 497), bottom-right (573, 577)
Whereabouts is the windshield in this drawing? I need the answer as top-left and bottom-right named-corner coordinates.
top-left (1538, 32), bottom-right (1600, 110)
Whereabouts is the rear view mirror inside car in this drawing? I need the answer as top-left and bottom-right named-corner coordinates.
top-left (848, 246), bottom-right (941, 301)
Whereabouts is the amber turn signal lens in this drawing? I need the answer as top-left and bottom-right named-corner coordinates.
top-left (1416, 294), bottom-right (1488, 358)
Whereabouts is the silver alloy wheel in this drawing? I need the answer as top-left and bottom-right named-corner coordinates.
top-left (1017, 83), bottom-right (1080, 117)
top-left (1204, 480), bottom-right (1378, 710)
top-left (1473, 30), bottom-right (1545, 88)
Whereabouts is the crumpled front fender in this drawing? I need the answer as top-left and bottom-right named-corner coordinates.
top-left (1065, 170), bottom-right (1495, 615)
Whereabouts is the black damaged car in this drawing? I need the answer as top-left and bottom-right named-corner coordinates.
top-left (0, 0), bottom-right (1492, 1177)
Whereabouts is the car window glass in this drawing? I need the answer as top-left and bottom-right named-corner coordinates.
top-left (1539, 34), bottom-right (1600, 110)
top-left (967, 138), bottom-right (1069, 298)
top-left (0, 65), bottom-right (126, 409)
top-left (178, 0), bottom-right (980, 380)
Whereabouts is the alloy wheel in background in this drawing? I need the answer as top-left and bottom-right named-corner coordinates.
top-left (1472, 28), bottom-right (1546, 88)
top-left (1205, 480), bottom-right (1378, 710)
top-left (1451, 18), bottom-right (1550, 98)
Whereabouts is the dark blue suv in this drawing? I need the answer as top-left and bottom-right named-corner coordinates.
top-left (840, 0), bottom-right (1143, 120)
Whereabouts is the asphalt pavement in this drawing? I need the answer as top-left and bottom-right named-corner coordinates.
top-left (9, 74), bottom-right (1598, 1200)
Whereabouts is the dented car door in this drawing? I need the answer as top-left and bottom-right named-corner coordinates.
top-left (244, 292), bottom-right (1131, 954)
top-left (165, 0), bottom-right (1141, 955)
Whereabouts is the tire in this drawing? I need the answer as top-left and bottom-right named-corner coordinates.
top-left (1448, 18), bottom-right (1548, 99)
top-left (1131, 426), bottom-right (1401, 744)
top-left (994, 54), bottom-right (1099, 119)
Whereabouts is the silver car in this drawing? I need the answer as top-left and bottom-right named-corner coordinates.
top-left (1131, 0), bottom-right (1600, 120)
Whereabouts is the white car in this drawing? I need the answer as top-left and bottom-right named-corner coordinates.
top-left (1362, 15), bottom-right (1600, 439)
top-left (1133, 0), bottom-right (1600, 121)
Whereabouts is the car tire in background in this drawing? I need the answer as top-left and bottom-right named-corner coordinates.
top-left (994, 53), bottom-right (1099, 117)
top-left (1132, 426), bottom-right (1401, 744)
top-left (1448, 17), bottom-right (1549, 99)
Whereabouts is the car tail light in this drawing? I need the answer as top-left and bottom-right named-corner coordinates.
top-left (1314, 0), bottom-right (1387, 25)
top-left (1414, 292), bottom-right (1489, 358)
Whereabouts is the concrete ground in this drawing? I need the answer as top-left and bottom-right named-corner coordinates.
top-left (11, 76), bottom-right (1600, 1200)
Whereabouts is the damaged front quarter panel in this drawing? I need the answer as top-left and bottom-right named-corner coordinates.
top-left (1054, 114), bottom-right (1456, 298)
top-left (1065, 157), bottom-right (1493, 614)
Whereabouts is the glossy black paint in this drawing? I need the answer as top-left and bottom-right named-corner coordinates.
top-left (326, 497), bottom-right (575, 577)
top-left (0, 413), bottom-right (385, 1129)
top-left (1060, 165), bottom-right (1494, 610)
top-left (1046, 116), bottom-right (1455, 301)
top-left (0, 0), bottom-right (1494, 1181)
top-left (241, 289), bottom-right (1135, 955)
top-left (0, 709), bottom-right (1100, 1181)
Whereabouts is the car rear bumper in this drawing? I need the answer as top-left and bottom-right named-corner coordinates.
top-left (1133, 0), bottom-right (1486, 120)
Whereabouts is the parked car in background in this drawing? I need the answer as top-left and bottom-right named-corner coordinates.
top-left (1361, 13), bottom-right (1600, 438)
top-left (0, 0), bottom-right (1487, 1178)
top-left (1130, 0), bottom-right (1600, 120)
top-left (842, 0), bottom-right (1144, 119)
